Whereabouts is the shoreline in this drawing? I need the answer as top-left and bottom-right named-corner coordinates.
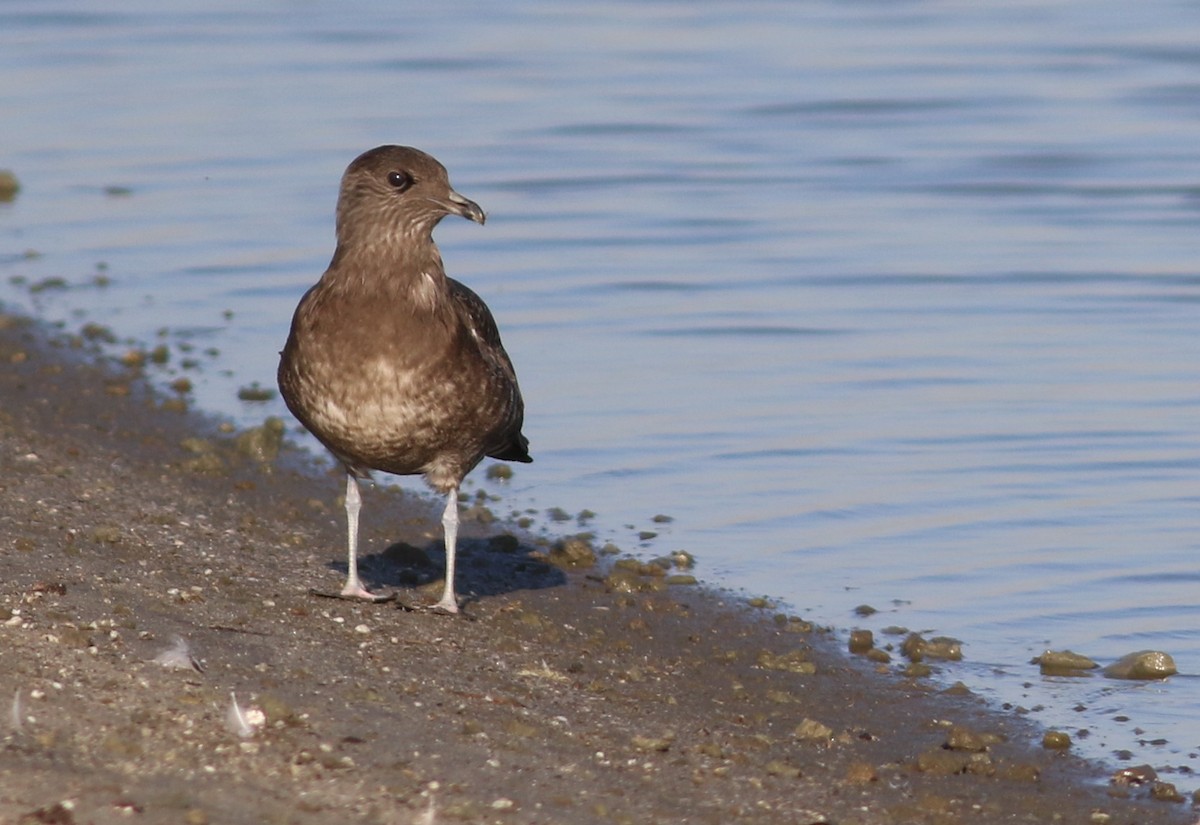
top-left (0, 307), bottom-right (1193, 824)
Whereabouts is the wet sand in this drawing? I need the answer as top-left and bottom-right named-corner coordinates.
top-left (0, 310), bottom-right (1193, 825)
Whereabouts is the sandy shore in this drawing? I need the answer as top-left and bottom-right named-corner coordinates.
top-left (0, 309), bottom-right (1193, 825)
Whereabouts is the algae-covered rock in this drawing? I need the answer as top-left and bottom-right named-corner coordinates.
top-left (848, 629), bottom-right (874, 654)
top-left (549, 536), bottom-right (596, 569)
top-left (1042, 730), bottom-right (1072, 751)
top-left (1033, 649), bottom-right (1098, 675)
top-left (757, 649), bottom-right (816, 675)
top-left (0, 170), bottom-right (20, 202)
top-left (794, 718), bottom-right (833, 742)
top-left (235, 417), bottom-right (285, 464)
top-left (1102, 650), bottom-right (1176, 680)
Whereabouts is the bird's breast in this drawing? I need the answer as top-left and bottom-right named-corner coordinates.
top-left (279, 291), bottom-right (515, 478)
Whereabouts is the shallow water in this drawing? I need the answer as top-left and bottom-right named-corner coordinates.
top-left (3, 0), bottom-right (1200, 785)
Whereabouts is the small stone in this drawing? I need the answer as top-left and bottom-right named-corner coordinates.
top-left (236, 382), bottom-right (275, 402)
top-left (902, 662), bottom-right (932, 678)
top-left (848, 629), bottom-right (874, 654)
top-left (794, 718), bottom-right (833, 742)
top-left (916, 748), bottom-right (994, 776)
top-left (670, 550), bottom-right (695, 569)
top-left (485, 463), bottom-right (513, 481)
top-left (549, 537), bottom-right (596, 569)
top-left (90, 525), bottom-right (122, 544)
top-left (1042, 730), bottom-right (1071, 750)
top-left (1111, 764), bottom-right (1157, 787)
top-left (765, 759), bottom-right (801, 778)
top-left (757, 650), bottom-right (816, 674)
top-left (0, 170), bottom-right (20, 202)
top-left (853, 604), bottom-right (877, 617)
top-left (1102, 650), bottom-right (1176, 680)
top-left (924, 636), bottom-right (963, 660)
top-left (945, 725), bottom-right (999, 752)
top-left (1149, 781), bottom-right (1185, 803)
top-left (234, 417), bottom-right (285, 463)
top-left (901, 633), bottom-right (927, 661)
top-left (632, 732), bottom-right (674, 752)
top-left (1033, 649), bottom-right (1098, 674)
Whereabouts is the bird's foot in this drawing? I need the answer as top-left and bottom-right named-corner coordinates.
top-left (308, 587), bottom-right (396, 604)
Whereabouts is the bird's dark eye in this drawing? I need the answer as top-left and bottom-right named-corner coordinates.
top-left (387, 170), bottom-right (413, 192)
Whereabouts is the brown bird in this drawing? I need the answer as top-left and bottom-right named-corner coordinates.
top-left (278, 145), bottom-right (531, 613)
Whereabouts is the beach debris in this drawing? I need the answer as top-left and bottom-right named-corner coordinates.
top-left (10, 689), bottom-right (24, 730)
top-left (226, 692), bottom-right (265, 738)
top-left (1102, 650), bottom-right (1176, 680)
top-left (152, 635), bottom-right (204, 673)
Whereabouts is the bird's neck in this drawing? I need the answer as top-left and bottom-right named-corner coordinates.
top-left (327, 232), bottom-right (448, 298)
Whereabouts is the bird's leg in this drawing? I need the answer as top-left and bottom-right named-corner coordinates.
top-left (433, 487), bottom-right (460, 614)
top-left (340, 473), bottom-right (378, 600)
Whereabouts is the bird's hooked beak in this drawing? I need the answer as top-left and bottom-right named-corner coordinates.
top-left (447, 189), bottom-right (486, 225)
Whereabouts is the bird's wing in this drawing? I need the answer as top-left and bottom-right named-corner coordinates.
top-left (447, 278), bottom-right (532, 463)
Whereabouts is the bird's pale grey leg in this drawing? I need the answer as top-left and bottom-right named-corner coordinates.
top-left (340, 473), bottom-right (377, 600)
top-left (433, 487), bottom-right (460, 614)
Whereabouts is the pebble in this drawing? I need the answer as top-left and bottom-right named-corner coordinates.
top-left (848, 629), bottom-right (874, 654)
top-left (1042, 730), bottom-right (1072, 750)
top-left (794, 718), bottom-right (833, 741)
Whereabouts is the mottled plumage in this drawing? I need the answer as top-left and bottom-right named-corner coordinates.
top-left (278, 145), bottom-right (530, 612)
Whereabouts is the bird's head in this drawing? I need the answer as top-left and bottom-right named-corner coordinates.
top-left (334, 145), bottom-right (485, 249)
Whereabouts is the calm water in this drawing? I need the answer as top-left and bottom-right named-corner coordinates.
top-left (2, 0), bottom-right (1200, 783)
